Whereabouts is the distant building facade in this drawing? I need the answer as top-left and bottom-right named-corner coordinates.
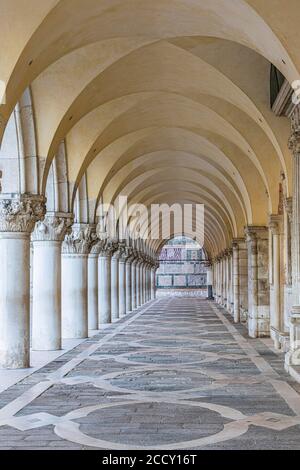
top-left (156, 237), bottom-right (207, 290)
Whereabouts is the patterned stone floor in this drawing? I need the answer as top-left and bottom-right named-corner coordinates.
top-left (1, 298), bottom-right (300, 450)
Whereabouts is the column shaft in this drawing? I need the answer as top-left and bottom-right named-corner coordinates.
top-left (126, 260), bottom-right (132, 312)
top-left (0, 233), bottom-right (31, 368)
top-left (119, 260), bottom-right (126, 316)
top-left (88, 253), bottom-right (98, 330)
top-left (32, 241), bottom-right (62, 350)
top-left (98, 254), bottom-right (111, 325)
top-left (62, 254), bottom-right (88, 338)
top-left (111, 255), bottom-right (119, 320)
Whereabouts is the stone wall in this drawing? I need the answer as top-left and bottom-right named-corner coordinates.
top-left (156, 237), bottom-right (207, 289)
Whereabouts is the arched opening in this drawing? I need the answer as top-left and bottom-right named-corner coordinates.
top-left (156, 236), bottom-right (209, 297)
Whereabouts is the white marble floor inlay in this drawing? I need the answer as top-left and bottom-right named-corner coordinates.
top-left (0, 298), bottom-right (300, 449)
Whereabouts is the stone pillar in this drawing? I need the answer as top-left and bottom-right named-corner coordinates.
top-left (289, 107), bottom-right (300, 303)
top-left (131, 257), bottom-right (138, 309)
top-left (125, 250), bottom-right (133, 313)
top-left (232, 240), bottom-right (240, 323)
top-left (221, 255), bottom-right (226, 307)
top-left (136, 258), bottom-right (142, 307)
top-left (88, 245), bottom-right (99, 331)
top-left (32, 213), bottom-right (73, 350)
top-left (145, 263), bottom-right (149, 302)
top-left (226, 250), bottom-right (232, 311)
top-left (0, 194), bottom-right (46, 368)
top-left (151, 265), bottom-right (157, 300)
top-left (98, 241), bottom-right (113, 325)
top-left (118, 251), bottom-right (127, 317)
top-left (141, 261), bottom-right (145, 305)
top-left (269, 216), bottom-right (282, 349)
top-left (286, 108), bottom-right (300, 369)
top-left (245, 226), bottom-right (270, 338)
top-left (215, 259), bottom-right (220, 303)
top-left (111, 244), bottom-right (122, 321)
top-left (206, 265), bottom-right (213, 299)
top-left (62, 224), bottom-right (93, 339)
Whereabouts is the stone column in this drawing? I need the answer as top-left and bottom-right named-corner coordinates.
top-left (221, 255), bottom-right (226, 307)
top-left (145, 263), bottom-right (149, 302)
top-left (226, 250), bottom-right (232, 311)
top-left (32, 213), bottom-right (73, 350)
top-left (269, 216), bottom-right (282, 349)
top-left (111, 244), bottom-right (122, 321)
top-left (140, 261), bottom-right (145, 305)
top-left (118, 250), bottom-right (127, 317)
top-left (289, 106), bottom-right (300, 303)
top-left (125, 250), bottom-right (133, 313)
top-left (88, 240), bottom-right (101, 331)
top-left (98, 241), bottom-right (113, 325)
top-left (206, 264), bottom-right (213, 299)
top-left (0, 194), bottom-right (46, 368)
top-left (286, 107), bottom-right (300, 368)
top-left (131, 257), bottom-right (138, 309)
top-left (136, 258), bottom-right (142, 307)
top-left (232, 240), bottom-right (240, 323)
top-left (215, 259), bottom-right (220, 302)
top-left (143, 262), bottom-right (147, 303)
top-left (62, 224), bottom-right (92, 339)
top-left (245, 226), bottom-right (269, 338)
top-left (151, 265), bottom-right (157, 300)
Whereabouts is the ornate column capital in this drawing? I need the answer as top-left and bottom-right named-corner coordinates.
top-left (62, 223), bottom-right (96, 255)
top-left (232, 237), bottom-right (245, 250)
top-left (111, 241), bottom-right (126, 260)
top-left (97, 239), bottom-right (115, 257)
top-left (32, 212), bottom-right (73, 242)
top-left (0, 194), bottom-right (46, 233)
top-left (268, 214), bottom-right (282, 236)
top-left (124, 247), bottom-right (134, 263)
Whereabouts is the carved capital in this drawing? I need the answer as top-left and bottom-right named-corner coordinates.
top-left (97, 239), bottom-right (115, 257)
top-left (0, 194), bottom-right (46, 233)
top-left (269, 215), bottom-right (282, 236)
top-left (32, 212), bottom-right (73, 242)
top-left (62, 223), bottom-right (96, 255)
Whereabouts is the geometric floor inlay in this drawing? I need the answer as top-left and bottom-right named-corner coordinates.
top-left (0, 297), bottom-right (300, 449)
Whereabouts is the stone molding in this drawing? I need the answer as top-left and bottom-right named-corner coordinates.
top-left (62, 223), bottom-right (97, 255)
top-left (245, 225), bottom-right (268, 241)
top-left (0, 194), bottom-right (46, 233)
top-left (32, 212), bottom-right (73, 242)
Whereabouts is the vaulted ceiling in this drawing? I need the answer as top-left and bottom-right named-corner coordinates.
top-left (0, 0), bottom-right (299, 257)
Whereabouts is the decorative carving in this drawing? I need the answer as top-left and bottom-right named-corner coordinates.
top-left (288, 105), bottom-right (300, 154)
top-left (284, 197), bottom-right (293, 223)
top-left (97, 239), bottom-right (115, 257)
top-left (62, 224), bottom-right (97, 255)
top-left (0, 194), bottom-right (46, 233)
top-left (32, 213), bottom-right (73, 242)
top-left (111, 242), bottom-right (126, 260)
